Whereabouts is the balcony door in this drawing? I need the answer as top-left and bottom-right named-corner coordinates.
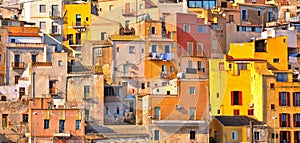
top-left (14, 54), bottom-right (20, 63)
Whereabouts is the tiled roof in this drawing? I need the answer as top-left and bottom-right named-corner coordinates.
top-left (110, 35), bottom-right (144, 41)
top-left (214, 116), bottom-right (264, 126)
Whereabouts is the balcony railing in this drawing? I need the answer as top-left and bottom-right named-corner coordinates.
top-left (160, 72), bottom-right (170, 79)
top-left (54, 130), bottom-right (71, 137)
top-left (72, 22), bottom-right (86, 32)
top-left (122, 9), bottom-right (136, 17)
top-left (148, 53), bottom-right (174, 61)
top-left (49, 10), bottom-right (60, 18)
top-left (186, 68), bottom-right (197, 74)
top-left (11, 62), bottom-right (25, 69)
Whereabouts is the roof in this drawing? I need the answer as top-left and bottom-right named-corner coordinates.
top-left (238, 3), bottom-right (276, 8)
top-left (110, 35), bottom-right (144, 41)
top-left (214, 116), bottom-right (264, 126)
top-left (9, 33), bottom-right (41, 37)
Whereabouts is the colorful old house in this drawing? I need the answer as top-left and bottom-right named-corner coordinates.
top-left (63, 1), bottom-right (91, 57)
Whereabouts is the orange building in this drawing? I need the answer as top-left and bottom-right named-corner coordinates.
top-left (28, 98), bottom-right (84, 143)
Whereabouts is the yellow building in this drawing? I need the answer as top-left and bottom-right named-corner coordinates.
top-left (63, 1), bottom-right (91, 57)
top-left (210, 116), bottom-right (268, 143)
top-left (210, 35), bottom-right (300, 142)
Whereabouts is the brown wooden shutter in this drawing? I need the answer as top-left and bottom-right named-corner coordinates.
top-left (231, 91), bottom-right (234, 105)
top-left (279, 92), bottom-right (282, 106)
top-left (279, 113), bottom-right (282, 127)
top-left (287, 92), bottom-right (290, 106)
top-left (239, 91), bottom-right (242, 105)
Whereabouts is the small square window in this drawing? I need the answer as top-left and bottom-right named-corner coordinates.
top-left (141, 83), bottom-right (145, 89)
top-left (273, 58), bottom-right (279, 63)
top-left (129, 46), bottom-right (135, 53)
top-left (116, 47), bottom-right (119, 52)
top-left (109, 5), bottom-right (113, 11)
top-left (258, 11), bottom-right (261, 16)
top-left (58, 60), bottom-right (62, 66)
top-left (39, 5), bottom-right (46, 13)
top-left (271, 104), bottom-right (275, 110)
top-left (270, 83), bottom-right (275, 88)
top-left (216, 93), bottom-right (219, 98)
top-left (229, 64), bottom-right (232, 68)
top-left (217, 109), bottom-right (220, 114)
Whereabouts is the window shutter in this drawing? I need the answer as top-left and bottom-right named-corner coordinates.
top-left (287, 92), bottom-right (290, 106)
top-left (294, 93), bottom-right (296, 106)
top-left (279, 92), bottom-right (282, 106)
top-left (279, 114), bottom-right (282, 127)
top-left (294, 114), bottom-right (296, 127)
top-left (288, 114), bottom-right (290, 127)
top-left (239, 91), bottom-right (242, 105)
top-left (231, 91), bottom-right (234, 105)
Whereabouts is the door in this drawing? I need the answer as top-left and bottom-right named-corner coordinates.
top-left (129, 102), bottom-right (134, 112)
top-left (154, 107), bottom-right (160, 120)
top-left (76, 33), bottom-right (81, 45)
top-left (59, 120), bottom-right (65, 133)
top-left (76, 14), bottom-right (81, 26)
top-left (51, 5), bottom-right (58, 16)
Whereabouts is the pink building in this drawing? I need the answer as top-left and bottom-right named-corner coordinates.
top-left (28, 98), bottom-right (84, 143)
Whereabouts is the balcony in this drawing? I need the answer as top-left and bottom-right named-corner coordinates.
top-left (72, 22), bottom-right (86, 32)
top-left (11, 62), bottom-right (25, 69)
top-left (160, 72), bottom-right (170, 79)
top-left (54, 130), bottom-right (71, 137)
top-left (148, 53), bottom-right (174, 61)
top-left (49, 10), bottom-right (60, 18)
top-left (49, 88), bottom-right (57, 95)
top-left (68, 40), bottom-right (82, 48)
top-left (49, 27), bottom-right (60, 36)
top-left (186, 68), bottom-right (197, 74)
top-left (122, 9), bottom-right (136, 17)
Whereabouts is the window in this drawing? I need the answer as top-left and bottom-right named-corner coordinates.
top-left (273, 58), bottom-right (280, 63)
top-left (139, 4), bottom-right (143, 9)
top-left (11, 39), bottom-right (16, 43)
top-left (154, 107), bottom-right (160, 120)
top-left (231, 91), bottom-right (242, 105)
top-left (106, 107), bottom-right (108, 114)
top-left (197, 25), bottom-right (204, 32)
top-left (187, 42), bottom-right (193, 56)
top-left (44, 119), bottom-right (50, 129)
top-left (190, 131), bottom-right (196, 140)
top-left (238, 63), bottom-right (247, 70)
top-left (116, 47), bottom-right (119, 52)
top-left (58, 60), bottom-right (62, 66)
top-left (294, 92), bottom-right (300, 106)
top-left (197, 61), bottom-right (202, 71)
top-left (129, 46), bottom-right (135, 53)
top-left (125, 20), bottom-right (130, 29)
top-left (271, 104), bottom-right (275, 110)
top-left (197, 42), bottom-right (203, 56)
top-left (229, 15), bottom-right (234, 22)
top-left (187, 0), bottom-right (216, 8)
top-left (85, 109), bottom-right (90, 121)
top-left (0, 35), bottom-right (2, 42)
top-left (258, 11), bottom-right (261, 16)
top-left (221, 2), bottom-right (227, 7)
top-left (232, 131), bottom-right (238, 140)
top-left (2, 114), bottom-right (8, 128)
top-left (39, 5), bottom-right (46, 13)
top-left (39, 21), bottom-right (46, 30)
top-left (22, 114), bottom-right (28, 123)
top-left (19, 87), bottom-right (25, 100)
top-left (76, 120), bottom-right (80, 130)
top-left (280, 113), bottom-right (290, 127)
top-left (147, 82), bottom-right (150, 87)
top-left (170, 66), bottom-right (174, 73)
top-left (162, 65), bottom-right (166, 72)
top-left (190, 107), bottom-right (196, 120)
top-left (269, 12), bottom-right (274, 22)
top-left (154, 130), bottom-right (160, 140)
top-left (84, 86), bottom-right (90, 98)
top-left (151, 27), bottom-right (156, 34)
top-left (248, 109), bottom-right (254, 115)
top-left (32, 55), bottom-right (37, 63)
top-left (141, 83), bottom-right (145, 89)
top-left (190, 87), bottom-right (195, 95)
top-left (280, 131), bottom-right (291, 143)
top-left (59, 120), bottom-right (65, 133)
top-left (270, 83), bottom-right (275, 89)
top-left (276, 73), bottom-right (288, 82)
top-left (242, 10), bottom-right (247, 20)
top-left (15, 75), bottom-right (20, 84)
top-left (217, 109), bottom-right (220, 114)
top-left (254, 132), bottom-right (259, 140)
top-left (184, 24), bottom-right (190, 32)
top-left (216, 93), bottom-right (219, 98)
top-left (272, 133), bottom-right (278, 139)
top-left (219, 62), bottom-right (224, 70)
top-left (151, 45), bottom-right (157, 53)
top-left (164, 45), bottom-right (170, 53)
top-left (109, 5), bottom-right (113, 11)
top-left (233, 109), bottom-right (240, 115)
top-left (279, 92), bottom-right (290, 106)
top-left (294, 114), bottom-right (300, 127)
top-left (101, 32), bottom-right (107, 40)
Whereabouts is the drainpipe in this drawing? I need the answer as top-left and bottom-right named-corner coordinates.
top-left (32, 72), bottom-right (35, 105)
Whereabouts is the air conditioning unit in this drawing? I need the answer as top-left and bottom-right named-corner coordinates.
top-left (175, 104), bottom-right (181, 109)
